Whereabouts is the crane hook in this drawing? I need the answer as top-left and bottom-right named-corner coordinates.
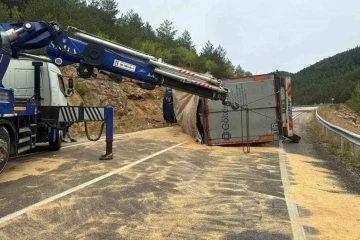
top-left (222, 100), bottom-right (240, 110)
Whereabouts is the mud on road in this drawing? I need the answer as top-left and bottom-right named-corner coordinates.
top-left (0, 126), bottom-right (293, 240)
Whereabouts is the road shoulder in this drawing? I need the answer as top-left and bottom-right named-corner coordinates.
top-left (283, 111), bottom-right (360, 240)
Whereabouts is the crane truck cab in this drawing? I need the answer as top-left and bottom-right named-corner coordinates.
top-left (1, 58), bottom-right (74, 155)
top-left (0, 57), bottom-right (113, 174)
top-left (2, 58), bottom-right (71, 106)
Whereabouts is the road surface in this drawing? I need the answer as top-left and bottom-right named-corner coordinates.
top-left (0, 108), bottom-right (359, 239)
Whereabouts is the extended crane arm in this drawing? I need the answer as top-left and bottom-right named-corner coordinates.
top-left (0, 21), bottom-right (239, 109)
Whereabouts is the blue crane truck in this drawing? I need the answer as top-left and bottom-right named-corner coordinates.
top-left (0, 21), bottom-right (239, 173)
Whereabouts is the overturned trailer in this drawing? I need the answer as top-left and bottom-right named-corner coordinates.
top-left (172, 73), bottom-right (301, 146)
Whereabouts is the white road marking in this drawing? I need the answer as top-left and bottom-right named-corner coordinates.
top-left (0, 141), bottom-right (188, 225)
top-left (279, 141), bottom-right (306, 240)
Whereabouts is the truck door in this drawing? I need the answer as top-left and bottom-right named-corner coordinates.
top-left (49, 70), bottom-right (68, 106)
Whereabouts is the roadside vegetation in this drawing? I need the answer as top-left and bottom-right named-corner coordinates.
top-left (74, 81), bottom-right (90, 97)
top-left (346, 83), bottom-right (360, 114)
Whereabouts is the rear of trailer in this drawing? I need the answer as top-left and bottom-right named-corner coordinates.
top-left (197, 74), bottom-right (300, 146)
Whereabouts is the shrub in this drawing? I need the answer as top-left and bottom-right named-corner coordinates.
top-left (345, 83), bottom-right (360, 114)
top-left (75, 81), bottom-right (90, 97)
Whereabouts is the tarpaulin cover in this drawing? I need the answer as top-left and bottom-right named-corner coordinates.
top-left (172, 89), bottom-right (199, 138)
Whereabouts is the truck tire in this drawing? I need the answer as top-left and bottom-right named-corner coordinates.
top-left (49, 130), bottom-right (61, 151)
top-left (0, 126), bottom-right (10, 174)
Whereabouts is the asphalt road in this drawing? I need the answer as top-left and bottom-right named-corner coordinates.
top-left (0, 108), bottom-right (347, 240)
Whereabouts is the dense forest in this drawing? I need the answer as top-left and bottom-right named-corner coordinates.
top-left (0, 0), bottom-right (252, 79)
top-left (291, 46), bottom-right (360, 105)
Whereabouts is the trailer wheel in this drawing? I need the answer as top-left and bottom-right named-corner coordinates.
top-left (49, 130), bottom-right (62, 151)
top-left (0, 126), bottom-right (10, 174)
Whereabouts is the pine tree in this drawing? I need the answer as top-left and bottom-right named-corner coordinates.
top-left (177, 30), bottom-right (195, 52)
top-left (200, 41), bottom-right (214, 57)
top-left (99, 0), bottom-right (118, 21)
top-left (346, 83), bottom-right (360, 114)
top-left (144, 21), bottom-right (156, 40)
top-left (234, 65), bottom-right (245, 77)
top-left (156, 20), bottom-right (177, 46)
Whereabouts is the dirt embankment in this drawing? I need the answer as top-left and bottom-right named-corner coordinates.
top-left (60, 65), bottom-right (167, 138)
top-left (318, 104), bottom-right (360, 135)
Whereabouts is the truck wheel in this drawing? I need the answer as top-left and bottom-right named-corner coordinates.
top-left (0, 126), bottom-right (10, 174)
top-left (49, 130), bottom-right (62, 151)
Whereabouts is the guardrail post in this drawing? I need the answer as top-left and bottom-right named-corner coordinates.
top-left (325, 127), bottom-right (328, 137)
top-left (354, 144), bottom-right (359, 157)
top-left (322, 125), bottom-right (325, 134)
top-left (341, 136), bottom-right (344, 151)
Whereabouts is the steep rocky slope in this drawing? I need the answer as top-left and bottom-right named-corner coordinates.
top-left (60, 64), bottom-right (167, 138)
top-left (318, 104), bottom-right (360, 135)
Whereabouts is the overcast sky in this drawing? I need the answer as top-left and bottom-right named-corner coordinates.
top-left (116, 0), bottom-right (360, 74)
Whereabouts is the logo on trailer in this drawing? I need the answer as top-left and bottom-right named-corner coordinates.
top-left (221, 105), bottom-right (231, 140)
top-left (222, 132), bottom-right (231, 140)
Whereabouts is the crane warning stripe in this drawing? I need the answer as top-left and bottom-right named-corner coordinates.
top-left (194, 81), bottom-right (211, 88)
top-left (179, 69), bottom-right (196, 76)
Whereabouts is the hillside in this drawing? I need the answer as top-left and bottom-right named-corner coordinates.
top-left (60, 65), bottom-right (167, 138)
top-left (292, 46), bottom-right (360, 105)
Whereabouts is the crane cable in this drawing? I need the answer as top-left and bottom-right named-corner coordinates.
top-left (84, 120), bottom-right (105, 141)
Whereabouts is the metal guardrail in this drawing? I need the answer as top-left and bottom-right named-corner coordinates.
top-left (316, 107), bottom-right (360, 156)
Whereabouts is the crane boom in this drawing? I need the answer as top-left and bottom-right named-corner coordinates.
top-left (0, 21), bottom-right (240, 109)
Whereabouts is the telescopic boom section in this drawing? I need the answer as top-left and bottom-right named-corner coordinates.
top-left (72, 30), bottom-right (239, 109)
top-left (73, 31), bottom-right (221, 86)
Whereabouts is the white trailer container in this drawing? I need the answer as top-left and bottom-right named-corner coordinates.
top-left (173, 73), bottom-right (300, 146)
